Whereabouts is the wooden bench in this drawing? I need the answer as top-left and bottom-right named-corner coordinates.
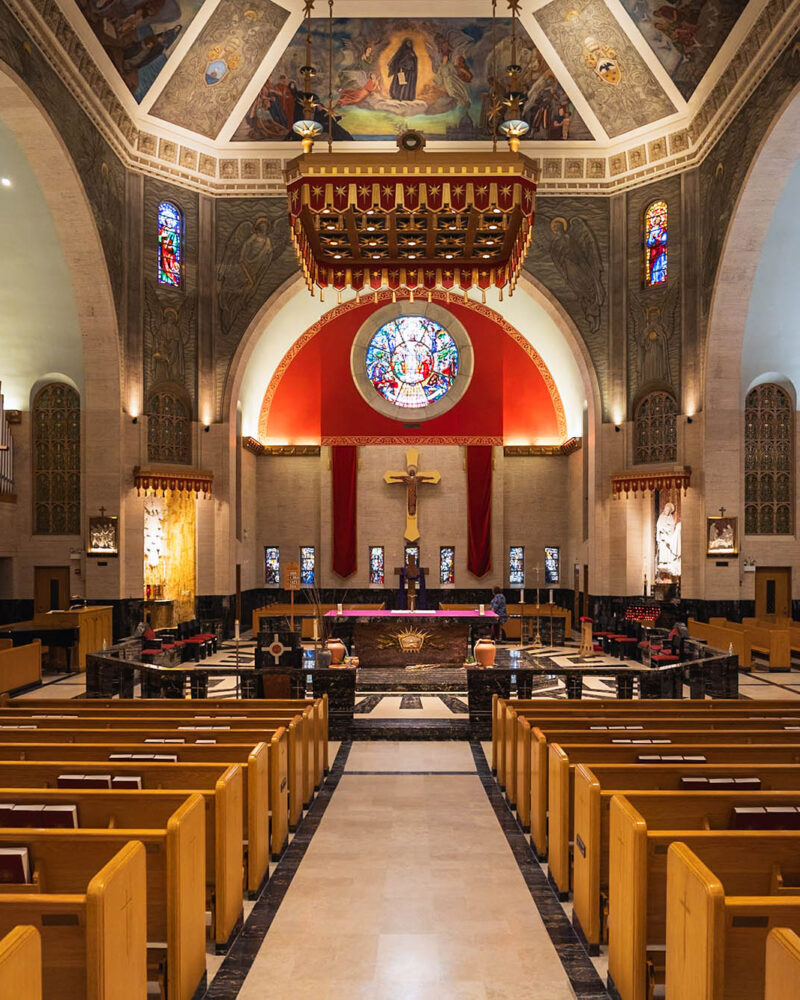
top-left (0, 778), bottom-right (242, 953)
top-left (566, 762), bottom-right (800, 950)
top-left (0, 738), bottom-right (290, 865)
top-left (0, 642), bottom-right (41, 697)
top-left (710, 618), bottom-right (792, 671)
top-left (0, 841), bottom-right (147, 1000)
top-left (0, 794), bottom-right (205, 1000)
top-left (0, 925), bottom-right (40, 999)
top-left (608, 792), bottom-right (800, 1000)
top-left (766, 928), bottom-right (800, 1000)
top-left (666, 843), bottom-right (800, 1000)
top-left (689, 618), bottom-right (750, 667)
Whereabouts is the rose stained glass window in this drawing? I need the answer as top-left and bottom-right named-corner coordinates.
top-left (365, 316), bottom-right (459, 409)
top-left (157, 201), bottom-right (183, 288)
top-left (644, 200), bottom-right (668, 286)
top-left (440, 546), bottom-right (455, 585)
top-left (369, 546), bottom-right (385, 585)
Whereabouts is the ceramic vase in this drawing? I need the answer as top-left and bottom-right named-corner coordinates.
top-left (326, 637), bottom-right (347, 666)
top-left (474, 637), bottom-right (496, 668)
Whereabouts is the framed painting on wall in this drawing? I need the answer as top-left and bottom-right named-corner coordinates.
top-left (706, 516), bottom-right (738, 557)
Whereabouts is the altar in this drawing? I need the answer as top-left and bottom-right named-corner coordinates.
top-left (324, 609), bottom-right (497, 668)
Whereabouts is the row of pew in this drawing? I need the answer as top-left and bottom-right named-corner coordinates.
top-left (688, 616), bottom-right (800, 670)
top-left (0, 694), bottom-right (329, 999)
top-left (492, 696), bottom-right (800, 999)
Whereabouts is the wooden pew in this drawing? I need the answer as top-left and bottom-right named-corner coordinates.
top-left (766, 928), bottom-right (800, 1000)
top-left (0, 737), bottom-right (290, 865)
top-left (666, 843), bottom-right (800, 1000)
top-left (0, 925), bottom-right (40, 999)
top-left (711, 618), bottom-right (791, 671)
top-left (0, 778), bottom-right (242, 951)
top-left (0, 842), bottom-right (147, 1000)
top-left (567, 762), bottom-right (800, 950)
top-left (0, 642), bottom-right (41, 696)
top-left (527, 722), bottom-right (800, 859)
top-left (689, 618), bottom-right (750, 666)
top-left (0, 719), bottom-right (310, 830)
top-left (0, 795), bottom-right (205, 1000)
top-left (608, 792), bottom-right (800, 1000)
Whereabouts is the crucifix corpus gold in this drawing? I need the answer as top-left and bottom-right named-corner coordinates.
top-left (384, 449), bottom-right (441, 542)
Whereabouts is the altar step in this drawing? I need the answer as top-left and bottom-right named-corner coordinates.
top-left (355, 667), bottom-right (466, 692)
top-left (350, 718), bottom-right (471, 741)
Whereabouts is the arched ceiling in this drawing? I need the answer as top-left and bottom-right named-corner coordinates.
top-left (7, 0), bottom-right (798, 193)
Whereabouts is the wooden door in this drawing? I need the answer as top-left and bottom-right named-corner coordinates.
top-left (33, 567), bottom-right (70, 614)
top-left (755, 567), bottom-right (792, 621)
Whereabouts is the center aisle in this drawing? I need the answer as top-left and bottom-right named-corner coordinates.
top-left (236, 741), bottom-right (585, 1000)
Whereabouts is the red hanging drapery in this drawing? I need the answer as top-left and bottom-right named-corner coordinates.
top-left (331, 445), bottom-right (358, 578)
top-left (467, 445), bottom-right (492, 578)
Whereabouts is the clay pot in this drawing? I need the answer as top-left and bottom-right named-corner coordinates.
top-left (325, 638), bottom-right (347, 665)
top-left (474, 637), bottom-right (497, 668)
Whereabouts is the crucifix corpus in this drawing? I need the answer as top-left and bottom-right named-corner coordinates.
top-left (384, 449), bottom-right (441, 542)
top-left (393, 553), bottom-right (429, 612)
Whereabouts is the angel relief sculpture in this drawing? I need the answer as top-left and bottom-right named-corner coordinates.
top-left (548, 216), bottom-right (606, 334)
top-left (144, 282), bottom-right (196, 393)
top-left (217, 214), bottom-right (285, 337)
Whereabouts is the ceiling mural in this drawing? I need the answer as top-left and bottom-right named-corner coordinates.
top-left (231, 17), bottom-right (594, 142)
top-left (620, 0), bottom-right (750, 98)
top-left (75, 0), bottom-right (205, 102)
top-left (534, 0), bottom-right (678, 137)
top-left (149, 0), bottom-right (289, 138)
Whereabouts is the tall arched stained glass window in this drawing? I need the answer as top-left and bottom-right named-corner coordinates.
top-left (744, 383), bottom-right (793, 535)
top-left (157, 201), bottom-right (183, 288)
top-left (644, 200), bottom-right (668, 287)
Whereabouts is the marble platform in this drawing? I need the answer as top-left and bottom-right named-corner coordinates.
top-left (355, 666), bottom-right (467, 691)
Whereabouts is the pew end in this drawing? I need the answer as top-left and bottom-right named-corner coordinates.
top-left (0, 925), bottom-right (41, 999)
top-left (766, 928), bottom-right (800, 1000)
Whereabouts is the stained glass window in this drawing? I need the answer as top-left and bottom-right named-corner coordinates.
top-left (265, 546), bottom-right (280, 585)
top-left (644, 200), bottom-right (668, 286)
top-left (365, 316), bottom-right (459, 409)
top-left (32, 383), bottom-right (80, 535)
top-left (440, 546), bottom-right (455, 585)
top-left (634, 391), bottom-right (677, 465)
top-left (745, 383), bottom-right (793, 535)
top-left (544, 547), bottom-right (560, 585)
top-left (147, 389), bottom-right (191, 464)
top-left (405, 544), bottom-right (420, 566)
top-left (509, 546), bottom-right (524, 587)
top-left (157, 201), bottom-right (183, 288)
top-left (300, 546), bottom-right (316, 586)
top-left (369, 546), bottom-right (385, 585)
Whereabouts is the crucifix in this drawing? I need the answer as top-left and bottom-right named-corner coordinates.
top-left (384, 448), bottom-right (441, 542)
top-left (393, 552), bottom-right (429, 611)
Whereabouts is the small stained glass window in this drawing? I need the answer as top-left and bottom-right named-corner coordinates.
top-left (440, 546), bottom-right (455, 585)
top-left (644, 200), bottom-right (668, 286)
top-left (369, 546), bottom-right (385, 585)
top-left (157, 201), bottom-right (183, 288)
top-left (544, 546), bottom-right (560, 585)
top-left (265, 546), bottom-right (280, 585)
top-left (404, 544), bottom-right (420, 566)
top-left (300, 546), bottom-right (315, 586)
top-left (365, 316), bottom-right (459, 409)
top-left (509, 546), bottom-right (524, 587)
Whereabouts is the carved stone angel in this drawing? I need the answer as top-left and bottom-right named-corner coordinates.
top-left (548, 216), bottom-right (606, 334)
top-left (144, 281), bottom-right (196, 393)
top-left (217, 215), bottom-right (276, 337)
top-left (629, 282), bottom-right (680, 393)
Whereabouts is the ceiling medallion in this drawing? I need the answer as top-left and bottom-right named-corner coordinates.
top-left (283, 1), bottom-right (538, 303)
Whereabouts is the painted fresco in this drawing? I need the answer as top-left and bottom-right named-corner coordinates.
top-left (231, 17), bottom-right (593, 142)
top-left (535, 0), bottom-right (676, 138)
top-left (621, 0), bottom-right (749, 99)
top-left (150, 0), bottom-right (289, 139)
top-left (75, 0), bottom-right (204, 102)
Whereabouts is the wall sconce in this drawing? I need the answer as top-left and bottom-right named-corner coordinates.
top-left (204, 425), bottom-right (210, 433)
top-left (131, 416), bottom-right (138, 425)
top-left (614, 425), bottom-right (621, 433)
top-left (686, 416), bottom-right (693, 424)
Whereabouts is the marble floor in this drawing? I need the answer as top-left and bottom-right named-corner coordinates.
top-left (226, 740), bottom-right (601, 1000)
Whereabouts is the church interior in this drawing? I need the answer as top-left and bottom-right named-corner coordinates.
top-left (3, 0), bottom-right (800, 996)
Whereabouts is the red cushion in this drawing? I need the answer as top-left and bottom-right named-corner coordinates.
top-left (195, 634), bottom-right (215, 641)
top-left (140, 649), bottom-right (160, 657)
top-left (651, 653), bottom-right (679, 663)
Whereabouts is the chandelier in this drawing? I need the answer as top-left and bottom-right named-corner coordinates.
top-left (284, 1), bottom-right (538, 302)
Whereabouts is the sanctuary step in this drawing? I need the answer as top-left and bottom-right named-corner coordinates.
top-left (354, 666), bottom-right (467, 691)
top-left (350, 718), bottom-right (471, 740)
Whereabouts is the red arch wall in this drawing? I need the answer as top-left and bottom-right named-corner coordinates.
top-left (262, 298), bottom-right (563, 445)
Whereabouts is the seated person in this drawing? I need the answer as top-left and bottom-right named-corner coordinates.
top-left (489, 586), bottom-right (508, 641)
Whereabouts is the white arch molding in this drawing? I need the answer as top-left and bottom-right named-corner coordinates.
top-left (225, 269), bottom-right (601, 443)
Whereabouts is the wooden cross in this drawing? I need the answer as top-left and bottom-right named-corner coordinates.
top-left (718, 507), bottom-right (726, 517)
top-left (393, 553), bottom-right (429, 611)
top-left (384, 448), bottom-right (441, 542)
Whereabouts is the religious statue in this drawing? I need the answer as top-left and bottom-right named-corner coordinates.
top-left (388, 38), bottom-right (418, 101)
top-left (656, 501), bottom-right (681, 580)
top-left (384, 449), bottom-right (440, 542)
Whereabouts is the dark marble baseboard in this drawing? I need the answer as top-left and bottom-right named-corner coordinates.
top-left (356, 667), bottom-right (467, 691)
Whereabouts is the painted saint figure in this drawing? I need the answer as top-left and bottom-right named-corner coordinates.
top-left (645, 200), bottom-right (668, 285)
top-left (388, 38), bottom-right (418, 101)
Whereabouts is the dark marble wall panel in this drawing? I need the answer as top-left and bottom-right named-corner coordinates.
top-left (142, 178), bottom-right (200, 408)
top-left (0, 3), bottom-right (126, 329)
top-left (525, 196), bottom-right (610, 417)
top-left (625, 175), bottom-right (682, 412)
